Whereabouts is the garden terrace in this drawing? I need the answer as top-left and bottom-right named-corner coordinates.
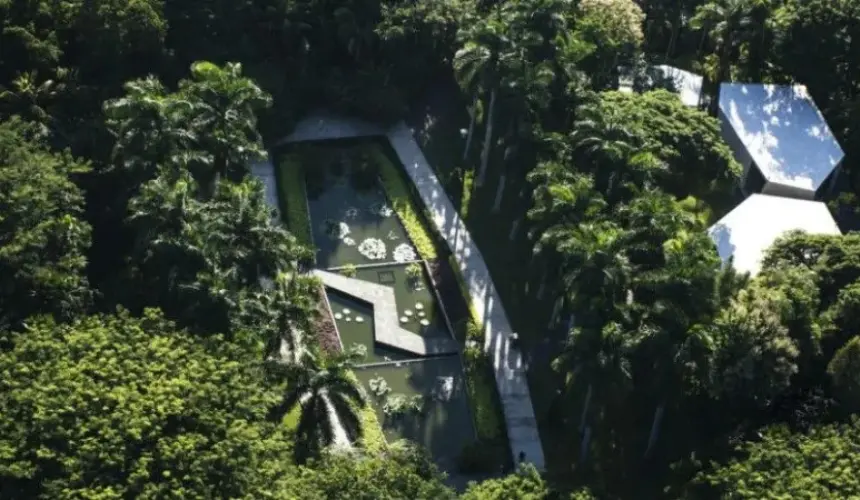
top-left (271, 134), bottom-right (510, 473)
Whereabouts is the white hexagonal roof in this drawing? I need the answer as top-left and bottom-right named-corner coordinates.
top-left (655, 65), bottom-right (702, 107)
top-left (708, 194), bottom-right (841, 276)
top-left (719, 83), bottom-right (844, 193)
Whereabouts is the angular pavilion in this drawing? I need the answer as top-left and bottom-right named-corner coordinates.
top-left (708, 193), bottom-right (841, 276)
top-left (654, 65), bottom-right (703, 107)
top-left (718, 83), bottom-right (844, 200)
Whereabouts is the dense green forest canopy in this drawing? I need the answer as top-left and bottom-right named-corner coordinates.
top-left (3, 0), bottom-right (860, 497)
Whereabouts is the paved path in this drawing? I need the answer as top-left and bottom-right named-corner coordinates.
top-left (276, 114), bottom-right (546, 469)
top-left (314, 269), bottom-right (459, 356)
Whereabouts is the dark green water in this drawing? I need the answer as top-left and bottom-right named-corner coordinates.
top-left (355, 357), bottom-right (476, 471)
top-left (305, 150), bottom-right (414, 269)
top-left (326, 289), bottom-right (411, 364)
top-left (354, 263), bottom-right (451, 340)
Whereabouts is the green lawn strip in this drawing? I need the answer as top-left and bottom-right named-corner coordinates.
top-left (368, 144), bottom-right (438, 260)
top-left (356, 396), bottom-right (387, 453)
top-left (274, 153), bottom-right (313, 248)
top-left (460, 169), bottom-right (474, 220)
top-left (447, 255), bottom-right (511, 471)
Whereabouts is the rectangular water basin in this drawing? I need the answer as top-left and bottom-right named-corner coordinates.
top-left (355, 356), bottom-right (476, 470)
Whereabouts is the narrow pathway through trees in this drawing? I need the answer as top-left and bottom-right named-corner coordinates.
top-left (274, 113), bottom-right (545, 469)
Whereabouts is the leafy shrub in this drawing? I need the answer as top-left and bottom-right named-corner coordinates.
top-left (461, 463), bottom-right (551, 496)
top-left (358, 405), bottom-right (387, 453)
top-left (345, 371), bottom-right (387, 453)
top-left (340, 263), bottom-right (357, 278)
top-left (383, 394), bottom-right (425, 418)
top-left (275, 154), bottom-right (313, 248)
top-left (457, 439), bottom-right (509, 474)
top-left (405, 261), bottom-right (423, 282)
top-left (368, 375), bottom-right (392, 398)
top-left (460, 169), bottom-right (474, 220)
top-left (371, 146), bottom-right (438, 260)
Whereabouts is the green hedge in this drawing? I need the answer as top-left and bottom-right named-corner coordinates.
top-left (447, 255), bottom-right (508, 459)
top-left (369, 146), bottom-right (438, 260)
top-left (464, 343), bottom-right (505, 441)
top-left (275, 153), bottom-right (313, 248)
top-left (358, 404), bottom-right (387, 453)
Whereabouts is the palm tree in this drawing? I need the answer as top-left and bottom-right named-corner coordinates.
top-left (550, 221), bottom-right (632, 319)
top-left (268, 350), bottom-right (367, 463)
top-left (569, 100), bottom-right (639, 166)
top-left (553, 321), bottom-right (635, 463)
top-left (454, 11), bottom-right (513, 187)
top-left (244, 271), bottom-right (318, 363)
top-left (104, 76), bottom-right (196, 185)
top-left (691, 0), bottom-right (755, 114)
top-left (0, 69), bottom-right (72, 137)
top-left (527, 161), bottom-right (606, 243)
top-left (181, 61), bottom-right (272, 197)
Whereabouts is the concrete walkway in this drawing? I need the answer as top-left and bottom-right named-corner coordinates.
top-left (276, 113), bottom-right (545, 469)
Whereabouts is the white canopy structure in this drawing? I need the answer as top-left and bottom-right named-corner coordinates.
top-left (615, 65), bottom-right (702, 107)
top-left (718, 83), bottom-right (844, 200)
top-left (655, 65), bottom-right (703, 107)
top-left (708, 194), bottom-right (841, 276)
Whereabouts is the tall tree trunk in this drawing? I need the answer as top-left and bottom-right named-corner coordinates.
top-left (463, 93), bottom-right (478, 161)
top-left (492, 174), bottom-right (506, 212)
top-left (579, 383), bottom-right (593, 433)
top-left (665, 13), bottom-right (682, 63)
top-left (709, 38), bottom-right (733, 116)
top-left (579, 425), bottom-right (592, 464)
top-left (644, 402), bottom-right (665, 458)
top-left (477, 87), bottom-right (496, 187)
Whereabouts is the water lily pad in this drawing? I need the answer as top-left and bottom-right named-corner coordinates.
top-left (420, 319), bottom-right (430, 326)
top-left (400, 316), bottom-right (408, 323)
top-left (414, 303), bottom-right (424, 310)
top-left (334, 313), bottom-right (343, 320)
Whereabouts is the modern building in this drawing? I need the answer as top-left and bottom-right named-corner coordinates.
top-left (616, 64), bottom-right (703, 108)
top-left (718, 83), bottom-right (844, 200)
top-left (708, 193), bottom-right (841, 276)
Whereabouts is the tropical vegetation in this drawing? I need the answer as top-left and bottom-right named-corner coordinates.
top-left (4, 0), bottom-right (860, 497)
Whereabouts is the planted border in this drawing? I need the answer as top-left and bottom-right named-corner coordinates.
top-left (368, 145), bottom-right (438, 261)
top-left (275, 153), bottom-right (313, 248)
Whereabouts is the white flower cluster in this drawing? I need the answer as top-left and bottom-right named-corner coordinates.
top-left (358, 238), bottom-right (386, 260)
top-left (371, 203), bottom-right (394, 218)
top-left (337, 222), bottom-right (351, 239)
top-left (393, 243), bottom-right (417, 262)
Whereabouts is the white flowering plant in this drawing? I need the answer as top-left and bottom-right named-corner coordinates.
top-left (393, 243), bottom-right (417, 263)
top-left (358, 238), bottom-right (386, 260)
